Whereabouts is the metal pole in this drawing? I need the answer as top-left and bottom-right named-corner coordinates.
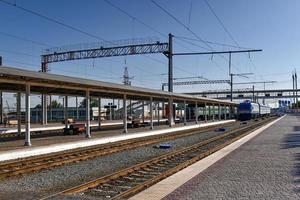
top-left (0, 92), bottom-right (2, 124)
top-left (76, 96), bottom-right (79, 120)
top-left (98, 97), bottom-right (101, 130)
top-left (24, 84), bottom-right (31, 146)
top-left (252, 85), bottom-right (255, 102)
top-left (150, 97), bottom-right (153, 129)
top-left (142, 101), bottom-right (145, 125)
top-left (230, 74), bottom-right (233, 102)
top-left (123, 94), bottom-right (128, 133)
top-left (218, 104), bottom-right (221, 120)
top-left (64, 96), bottom-right (68, 129)
top-left (293, 74), bottom-right (295, 109)
top-left (86, 90), bottom-right (91, 138)
top-left (195, 101), bottom-right (198, 124)
top-left (184, 100), bottom-right (187, 125)
top-left (212, 104), bottom-right (215, 121)
top-left (168, 33), bottom-right (173, 93)
top-left (162, 102), bottom-right (165, 118)
top-left (49, 95), bottom-right (52, 122)
top-left (17, 92), bottom-right (21, 137)
top-left (157, 102), bottom-right (160, 126)
top-left (205, 103), bottom-right (207, 122)
top-left (224, 106), bottom-right (227, 120)
top-left (296, 72), bottom-right (298, 111)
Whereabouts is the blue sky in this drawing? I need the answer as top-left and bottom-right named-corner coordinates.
top-left (0, 0), bottom-right (300, 107)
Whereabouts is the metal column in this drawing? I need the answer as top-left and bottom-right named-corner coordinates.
top-left (184, 100), bottom-right (187, 125)
top-left (49, 95), bottom-right (52, 122)
top-left (0, 92), bottom-right (2, 124)
top-left (64, 96), bottom-right (68, 129)
top-left (98, 97), bottom-right (101, 130)
top-left (204, 103), bottom-right (207, 122)
top-left (142, 101), bottom-right (145, 125)
top-left (195, 102), bottom-right (198, 124)
top-left (150, 97), bottom-right (153, 129)
top-left (123, 94), bottom-right (128, 133)
top-left (168, 33), bottom-right (173, 93)
top-left (212, 104), bottom-right (215, 121)
top-left (41, 94), bottom-right (47, 125)
top-left (162, 102), bottom-right (165, 118)
top-left (157, 102), bottom-right (160, 126)
top-left (24, 84), bottom-right (31, 146)
top-left (86, 90), bottom-right (91, 138)
top-left (17, 92), bottom-right (21, 137)
top-left (224, 106), bottom-right (227, 120)
top-left (76, 96), bottom-right (79, 120)
top-left (218, 104), bottom-right (221, 120)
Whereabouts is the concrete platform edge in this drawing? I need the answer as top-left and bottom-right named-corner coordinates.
top-left (0, 120), bottom-right (235, 162)
top-left (129, 115), bottom-right (285, 200)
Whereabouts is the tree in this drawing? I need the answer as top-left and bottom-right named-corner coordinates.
top-left (51, 100), bottom-right (63, 108)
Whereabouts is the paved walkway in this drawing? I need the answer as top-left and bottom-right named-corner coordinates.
top-left (158, 114), bottom-right (299, 200)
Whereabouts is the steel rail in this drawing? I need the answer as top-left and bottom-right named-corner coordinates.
top-left (40, 117), bottom-right (275, 200)
top-left (0, 122), bottom-right (235, 180)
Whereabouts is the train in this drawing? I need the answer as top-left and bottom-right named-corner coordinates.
top-left (237, 101), bottom-right (271, 121)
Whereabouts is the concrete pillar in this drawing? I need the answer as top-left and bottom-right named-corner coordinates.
top-left (205, 103), bottom-right (207, 122)
top-left (150, 97), bottom-right (153, 129)
top-left (195, 101), bottom-right (198, 124)
top-left (85, 90), bottom-right (91, 138)
top-left (218, 104), bottom-right (221, 120)
top-left (168, 98), bottom-right (175, 127)
top-left (24, 84), bottom-right (31, 146)
top-left (212, 104), bottom-right (215, 121)
top-left (184, 100), bottom-right (187, 125)
top-left (123, 94), bottom-right (128, 133)
top-left (64, 96), bottom-right (68, 129)
top-left (98, 97), bottom-right (101, 130)
top-left (17, 92), bottom-right (21, 137)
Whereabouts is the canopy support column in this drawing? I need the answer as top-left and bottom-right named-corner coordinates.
top-left (195, 101), bottom-right (198, 124)
top-left (17, 92), bottom-right (21, 137)
top-left (168, 98), bottom-right (174, 127)
top-left (98, 97), bottom-right (101, 130)
top-left (24, 84), bottom-right (31, 146)
top-left (86, 90), bottom-right (91, 138)
top-left (150, 97), bottom-right (153, 129)
top-left (184, 100), bottom-right (187, 125)
top-left (64, 96), bottom-right (68, 129)
top-left (123, 94), bottom-right (128, 133)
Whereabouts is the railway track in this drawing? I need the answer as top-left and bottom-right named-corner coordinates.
top-left (41, 117), bottom-right (275, 200)
top-left (0, 121), bottom-right (237, 180)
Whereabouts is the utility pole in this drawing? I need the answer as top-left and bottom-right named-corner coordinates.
top-left (293, 73), bottom-right (295, 109)
top-left (252, 85), bottom-right (255, 103)
top-left (229, 53), bottom-right (233, 102)
top-left (168, 33), bottom-right (173, 92)
top-left (296, 71), bottom-right (298, 111)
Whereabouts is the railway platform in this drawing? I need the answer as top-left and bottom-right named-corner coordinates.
top-left (131, 114), bottom-right (300, 200)
top-left (0, 119), bottom-right (235, 162)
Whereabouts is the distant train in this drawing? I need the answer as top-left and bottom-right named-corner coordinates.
top-left (237, 101), bottom-right (271, 121)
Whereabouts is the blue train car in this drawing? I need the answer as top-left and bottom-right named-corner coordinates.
top-left (237, 101), bottom-right (270, 121)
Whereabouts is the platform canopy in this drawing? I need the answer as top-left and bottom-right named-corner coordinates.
top-left (0, 66), bottom-right (236, 106)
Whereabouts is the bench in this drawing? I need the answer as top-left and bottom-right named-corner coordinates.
top-left (8, 119), bottom-right (18, 126)
top-left (132, 119), bottom-right (143, 128)
top-left (64, 123), bottom-right (86, 135)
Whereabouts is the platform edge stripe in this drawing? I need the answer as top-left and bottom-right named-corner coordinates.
top-left (129, 115), bottom-right (285, 200)
top-left (0, 120), bottom-right (235, 162)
